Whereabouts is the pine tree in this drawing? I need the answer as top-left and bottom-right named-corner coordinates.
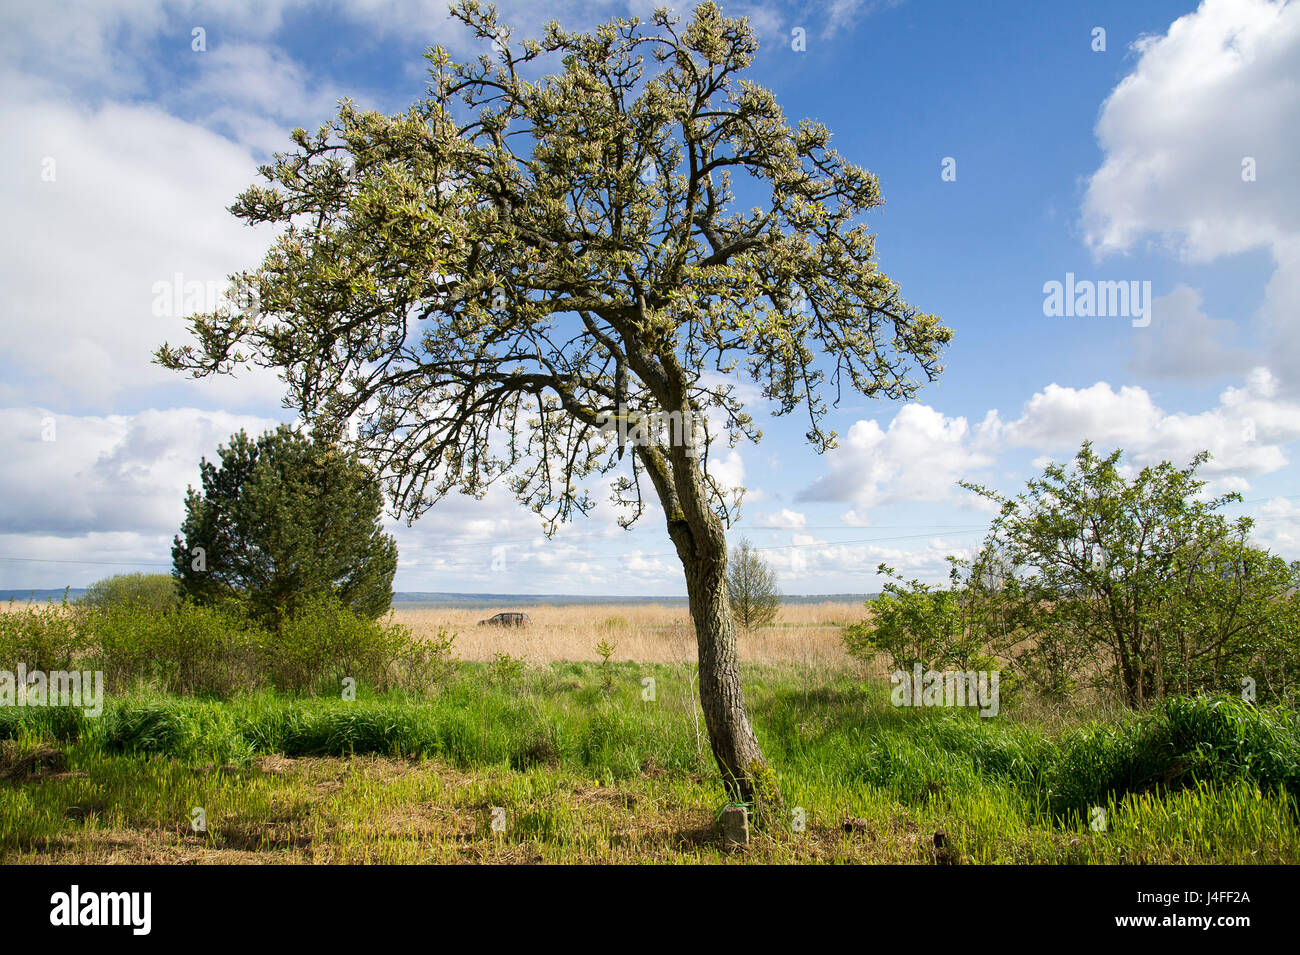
top-left (172, 427), bottom-right (397, 626)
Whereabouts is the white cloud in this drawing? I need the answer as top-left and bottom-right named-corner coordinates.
top-left (709, 448), bottom-right (747, 497)
top-left (1254, 495), bottom-right (1300, 553)
top-left (820, 0), bottom-right (905, 39)
top-left (1081, 0), bottom-right (1300, 388)
top-left (994, 368), bottom-right (1300, 478)
top-left (0, 74), bottom-right (285, 410)
top-left (797, 369), bottom-right (1300, 537)
top-left (797, 403), bottom-right (997, 513)
top-left (760, 532), bottom-right (975, 588)
top-left (1083, 0), bottom-right (1300, 260)
top-left (0, 407), bottom-right (282, 577)
top-left (1129, 285), bottom-right (1255, 380)
top-left (754, 508), bottom-right (806, 529)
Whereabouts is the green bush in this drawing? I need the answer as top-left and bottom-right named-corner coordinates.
top-left (490, 651), bottom-right (527, 687)
top-left (269, 594), bottom-right (454, 695)
top-left (844, 570), bottom-right (973, 672)
top-left (961, 443), bottom-right (1300, 705)
top-left (0, 597), bottom-right (91, 672)
top-left (844, 563), bottom-right (1018, 702)
top-left (90, 601), bottom-right (264, 696)
top-left (2, 592), bottom-right (455, 700)
top-left (391, 625), bottom-right (458, 694)
top-left (79, 573), bottom-right (180, 615)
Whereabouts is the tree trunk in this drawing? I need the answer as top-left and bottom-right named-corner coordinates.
top-left (659, 464), bottom-right (781, 820)
top-left (632, 404), bottom-right (782, 819)
top-left (681, 542), bottom-right (775, 811)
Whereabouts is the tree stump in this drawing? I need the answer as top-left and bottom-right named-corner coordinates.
top-left (720, 805), bottom-right (750, 849)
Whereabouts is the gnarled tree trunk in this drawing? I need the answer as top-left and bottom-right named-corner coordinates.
top-left (651, 439), bottom-right (781, 818)
top-left (683, 542), bottom-right (772, 807)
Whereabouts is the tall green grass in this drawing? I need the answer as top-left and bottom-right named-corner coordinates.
top-left (4, 663), bottom-right (1296, 828)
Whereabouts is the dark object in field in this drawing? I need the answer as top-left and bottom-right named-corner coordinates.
top-left (933, 829), bottom-right (958, 865)
top-left (478, 612), bottom-right (532, 627)
top-left (842, 817), bottom-right (868, 835)
top-left (0, 742), bottom-right (65, 783)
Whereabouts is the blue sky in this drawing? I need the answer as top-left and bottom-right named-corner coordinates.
top-left (3, 0), bottom-right (1298, 595)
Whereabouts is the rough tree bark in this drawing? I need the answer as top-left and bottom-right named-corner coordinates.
top-left (637, 408), bottom-right (780, 815)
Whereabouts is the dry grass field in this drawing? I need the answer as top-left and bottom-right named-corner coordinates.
top-left (389, 601), bottom-right (870, 667)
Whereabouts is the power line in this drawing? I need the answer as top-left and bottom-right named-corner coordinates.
top-left (0, 555), bottom-right (172, 567)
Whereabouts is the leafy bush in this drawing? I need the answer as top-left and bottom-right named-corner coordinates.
top-left (845, 564), bottom-right (979, 672)
top-left (490, 651), bottom-right (527, 686)
top-left (961, 443), bottom-right (1300, 705)
top-left (269, 594), bottom-right (454, 695)
top-left (843, 562), bottom-right (1017, 701)
top-left (91, 600), bottom-right (263, 696)
top-left (0, 597), bottom-right (92, 672)
top-left (271, 595), bottom-right (379, 693)
top-left (3, 592), bottom-right (454, 700)
top-left (79, 573), bottom-right (180, 615)
top-left (392, 625), bottom-right (458, 694)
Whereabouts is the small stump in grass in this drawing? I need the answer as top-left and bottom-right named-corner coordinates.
top-left (720, 806), bottom-right (750, 850)
top-left (933, 829), bottom-right (958, 865)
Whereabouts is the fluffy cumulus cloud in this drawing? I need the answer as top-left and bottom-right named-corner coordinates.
top-left (796, 403), bottom-right (999, 516)
top-left (0, 407), bottom-right (282, 587)
top-left (801, 369), bottom-right (1300, 522)
top-left (754, 508), bottom-right (807, 529)
top-left (1254, 496), bottom-right (1300, 554)
top-left (0, 73), bottom-right (286, 410)
top-left (0, 407), bottom-right (281, 537)
top-left (763, 532), bottom-right (974, 587)
top-left (994, 368), bottom-right (1300, 478)
top-left (1082, 0), bottom-right (1300, 388)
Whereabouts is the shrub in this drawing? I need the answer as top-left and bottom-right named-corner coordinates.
top-left (490, 651), bottom-right (527, 687)
top-left (271, 595), bottom-right (389, 693)
top-left (0, 597), bottom-right (91, 672)
top-left (845, 563), bottom-right (1013, 673)
top-left (90, 600), bottom-right (264, 696)
top-left (961, 443), bottom-right (1300, 705)
top-left (269, 595), bottom-right (453, 695)
top-left (391, 625), bottom-right (458, 694)
top-left (79, 573), bottom-right (180, 615)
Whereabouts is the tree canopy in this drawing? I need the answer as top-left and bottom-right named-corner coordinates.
top-left (156, 0), bottom-right (949, 533)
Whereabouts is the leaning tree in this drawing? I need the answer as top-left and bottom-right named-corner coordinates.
top-left (157, 1), bottom-right (951, 811)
